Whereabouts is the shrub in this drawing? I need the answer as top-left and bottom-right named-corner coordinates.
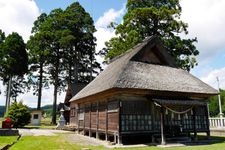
top-left (5, 101), bottom-right (31, 127)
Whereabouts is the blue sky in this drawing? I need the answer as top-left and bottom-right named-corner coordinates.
top-left (35, 0), bottom-right (127, 21)
top-left (0, 0), bottom-right (225, 107)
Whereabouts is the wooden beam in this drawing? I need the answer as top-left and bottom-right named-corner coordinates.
top-left (96, 101), bottom-right (99, 139)
top-left (106, 100), bottom-right (108, 141)
top-left (193, 107), bottom-right (197, 141)
top-left (89, 103), bottom-right (91, 137)
top-left (205, 105), bottom-right (210, 139)
top-left (77, 105), bottom-right (80, 133)
top-left (118, 99), bottom-right (122, 144)
top-left (71, 88), bottom-right (215, 104)
top-left (160, 107), bottom-right (166, 145)
top-left (83, 105), bottom-right (85, 135)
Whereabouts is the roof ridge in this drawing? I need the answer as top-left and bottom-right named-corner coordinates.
top-left (109, 36), bottom-right (154, 63)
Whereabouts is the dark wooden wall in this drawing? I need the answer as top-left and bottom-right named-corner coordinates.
top-left (70, 95), bottom-right (209, 139)
top-left (70, 99), bottom-right (119, 135)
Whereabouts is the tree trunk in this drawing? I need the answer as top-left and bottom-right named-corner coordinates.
top-left (90, 50), bottom-right (93, 82)
top-left (37, 62), bottom-right (43, 110)
top-left (5, 80), bottom-right (9, 114)
top-left (52, 80), bottom-right (58, 125)
top-left (52, 52), bottom-right (59, 125)
top-left (74, 58), bottom-right (78, 83)
top-left (5, 75), bottom-right (12, 114)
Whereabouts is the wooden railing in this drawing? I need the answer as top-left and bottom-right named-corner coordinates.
top-left (209, 117), bottom-right (225, 128)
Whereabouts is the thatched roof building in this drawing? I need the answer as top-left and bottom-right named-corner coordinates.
top-left (70, 36), bottom-right (217, 103)
top-left (69, 36), bottom-right (217, 145)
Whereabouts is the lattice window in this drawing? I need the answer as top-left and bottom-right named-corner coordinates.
top-left (121, 114), bottom-right (152, 132)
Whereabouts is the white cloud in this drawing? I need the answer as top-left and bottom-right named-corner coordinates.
top-left (0, 0), bottom-right (40, 41)
top-left (200, 67), bottom-right (225, 90)
top-left (181, 0), bottom-right (225, 88)
top-left (0, 1), bottom-right (126, 108)
top-left (17, 86), bottom-right (65, 108)
top-left (0, 0), bottom-right (44, 107)
top-left (95, 6), bottom-right (125, 29)
top-left (94, 5), bottom-right (126, 51)
top-left (181, 0), bottom-right (225, 62)
top-left (94, 5), bottom-right (126, 66)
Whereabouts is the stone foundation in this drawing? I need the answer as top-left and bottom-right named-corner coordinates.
top-left (0, 129), bottom-right (19, 136)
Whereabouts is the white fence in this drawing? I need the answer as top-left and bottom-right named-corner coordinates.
top-left (209, 117), bottom-right (225, 128)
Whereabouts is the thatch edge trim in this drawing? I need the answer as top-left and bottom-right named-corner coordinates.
top-left (70, 87), bottom-right (218, 103)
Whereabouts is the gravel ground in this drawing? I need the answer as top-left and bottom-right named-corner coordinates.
top-left (18, 129), bottom-right (107, 146)
top-left (64, 133), bottom-right (109, 146)
top-left (17, 129), bottom-right (149, 148)
top-left (18, 129), bottom-right (72, 136)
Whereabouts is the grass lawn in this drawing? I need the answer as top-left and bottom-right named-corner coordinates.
top-left (6, 135), bottom-right (225, 150)
top-left (9, 135), bottom-right (105, 150)
top-left (2, 117), bottom-right (225, 149)
top-left (0, 136), bottom-right (18, 149)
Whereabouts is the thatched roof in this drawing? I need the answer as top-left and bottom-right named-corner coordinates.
top-left (64, 83), bottom-right (87, 104)
top-left (70, 36), bottom-right (217, 102)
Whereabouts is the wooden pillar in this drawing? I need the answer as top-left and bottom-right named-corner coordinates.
top-left (105, 100), bottom-right (108, 141)
top-left (83, 105), bottom-right (85, 135)
top-left (113, 132), bottom-right (117, 143)
top-left (160, 107), bottom-right (166, 145)
top-left (89, 103), bottom-right (92, 137)
top-left (151, 101), bottom-right (155, 143)
top-left (205, 104), bottom-right (210, 139)
top-left (118, 100), bottom-right (122, 145)
top-left (96, 101), bottom-right (99, 139)
top-left (77, 105), bottom-right (80, 134)
top-left (193, 107), bottom-right (197, 142)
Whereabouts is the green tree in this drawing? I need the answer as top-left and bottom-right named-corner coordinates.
top-left (41, 8), bottom-right (66, 124)
top-left (6, 101), bottom-right (31, 127)
top-left (27, 2), bottom-right (101, 124)
top-left (61, 2), bottom-right (102, 84)
top-left (0, 29), bottom-right (5, 45)
top-left (209, 89), bottom-right (225, 117)
top-left (101, 0), bottom-right (199, 71)
top-left (36, 2), bottom-right (101, 124)
top-left (27, 13), bottom-right (50, 110)
top-left (0, 32), bottom-right (28, 113)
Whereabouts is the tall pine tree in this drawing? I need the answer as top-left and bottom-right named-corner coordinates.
top-left (102, 0), bottom-right (199, 71)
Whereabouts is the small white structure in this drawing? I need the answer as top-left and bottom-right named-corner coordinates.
top-left (30, 110), bottom-right (42, 126)
top-left (56, 108), bottom-right (66, 129)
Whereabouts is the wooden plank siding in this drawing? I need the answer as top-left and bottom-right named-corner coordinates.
top-left (84, 104), bottom-right (90, 129)
top-left (108, 112), bottom-right (118, 131)
top-left (107, 100), bottom-right (119, 132)
top-left (91, 102), bottom-right (97, 129)
top-left (69, 102), bottom-right (78, 126)
top-left (72, 99), bottom-right (119, 136)
top-left (98, 101), bottom-right (106, 130)
top-left (71, 95), bottom-right (210, 142)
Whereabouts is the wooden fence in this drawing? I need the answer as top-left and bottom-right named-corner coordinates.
top-left (209, 117), bottom-right (225, 128)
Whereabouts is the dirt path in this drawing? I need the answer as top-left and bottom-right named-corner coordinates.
top-left (64, 133), bottom-right (109, 146)
top-left (18, 129), bottom-right (106, 146)
top-left (18, 129), bottom-right (72, 136)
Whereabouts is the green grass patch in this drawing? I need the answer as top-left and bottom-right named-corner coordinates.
top-left (6, 134), bottom-right (225, 150)
top-left (9, 135), bottom-right (105, 150)
top-left (0, 136), bottom-right (18, 149)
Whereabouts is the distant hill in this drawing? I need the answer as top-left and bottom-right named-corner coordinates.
top-left (40, 104), bottom-right (54, 117)
top-left (0, 104), bottom-right (57, 118)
